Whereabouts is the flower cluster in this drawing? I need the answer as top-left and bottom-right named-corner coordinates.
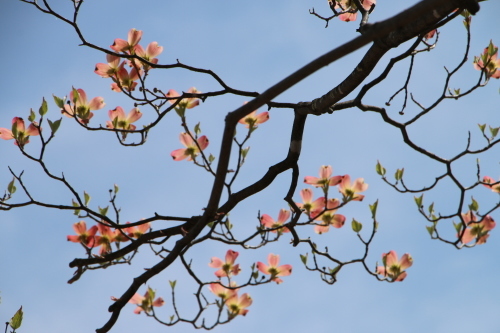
top-left (329, 0), bottom-right (376, 22)
top-left (376, 250), bottom-right (413, 282)
top-left (67, 220), bottom-right (150, 255)
top-left (473, 40), bottom-right (500, 79)
top-left (208, 250), bottom-right (292, 316)
top-left (0, 117), bottom-right (40, 148)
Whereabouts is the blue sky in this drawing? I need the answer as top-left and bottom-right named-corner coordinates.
top-left (1, 0), bottom-right (499, 332)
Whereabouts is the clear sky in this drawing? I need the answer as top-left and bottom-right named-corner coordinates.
top-left (1, 1), bottom-right (499, 332)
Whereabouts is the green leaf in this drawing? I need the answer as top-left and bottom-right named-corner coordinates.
top-left (208, 154), bottom-right (215, 163)
top-left (453, 222), bottom-right (462, 233)
top-left (72, 87), bottom-right (80, 103)
top-left (478, 123), bottom-right (486, 133)
top-left (300, 253), bottom-right (308, 265)
top-left (241, 147), bottom-right (250, 159)
top-left (84, 191), bottom-right (91, 206)
top-left (169, 280), bottom-right (177, 289)
top-left (53, 94), bottom-right (66, 109)
top-left (114, 184), bottom-right (119, 194)
top-left (394, 168), bottom-right (404, 181)
top-left (489, 126), bottom-right (499, 139)
top-left (375, 160), bottom-right (386, 176)
top-left (351, 219), bottom-right (363, 233)
top-left (48, 118), bottom-right (62, 134)
top-left (99, 206), bottom-right (109, 216)
top-left (414, 194), bottom-right (423, 208)
top-left (369, 200), bottom-right (378, 218)
top-left (9, 306), bottom-right (23, 330)
top-left (194, 122), bottom-right (201, 136)
top-left (72, 199), bottom-right (80, 216)
top-left (469, 197), bottom-right (479, 212)
top-left (428, 202), bottom-right (435, 215)
top-left (39, 97), bottom-right (48, 116)
top-left (28, 109), bottom-right (36, 122)
top-left (329, 266), bottom-right (340, 275)
top-left (426, 225), bottom-right (435, 236)
top-left (225, 219), bottom-right (233, 230)
top-left (7, 177), bottom-right (16, 194)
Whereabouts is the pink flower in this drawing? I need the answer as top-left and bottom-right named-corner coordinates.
top-left (94, 224), bottom-right (115, 255)
top-left (110, 28), bottom-right (143, 53)
top-left (133, 42), bottom-right (163, 70)
top-left (260, 209), bottom-right (290, 234)
top-left (296, 188), bottom-right (325, 219)
top-left (208, 282), bottom-right (238, 300)
top-left (483, 176), bottom-right (500, 193)
top-left (170, 132), bottom-right (209, 161)
top-left (110, 63), bottom-right (141, 92)
top-left (238, 102), bottom-right (269, 129)
top-left (304, 165), bottom-right (343, 189)
top-left (376, 250), bottom-right (413, 282)
top-left (313, 198), bottom-right (345, 234)
top-left (67, 221), bottom-right (98, 247)
top-left (473, 40), bottom-right (500, 79)
top-left (424, 29), bottom-right (437, 40)
top-left (225, 293), bottom-right (252, 317)
top-left (94, 54), bottom-right (121, 78)
top-left (63, 88), bottom-right (105, 124)
top-left (166, 87), bottom-right (201, 111)
top-left (0, 117), bottom-right (40, 147)
top-left (208, 249), bottom-right (241, 278)
top-left (123, 221), bottom-right (151, 239)
top-left (128, 287), bottom-right (164, 314)
top-left (256, 253), bottom-right (292, 284)
top-left (331, 0), bottom-right (376, 22)
top-left (106, 106), bottom-right (142, 132)
top-left (338, 175), bottom-right (368, 201)
top-left (459, 211), bottom-right (496, 245)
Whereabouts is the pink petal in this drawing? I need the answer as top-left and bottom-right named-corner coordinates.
top-left (260, 214), bottom-right (275, 228)
top-left (277, 264), bottom-right (292, 276)
top-left (0, 128), bottom-right (13, 140)
top-left (208, 257), bottom-right (223, 268)
top-left (170, 148), bottom-right (188, 161)
top-left (197, 135), bottom-right (209, 150)
top-left (256, 261), bottom-right (269, 274)
top-left (179, 132), bottom-right (194, 147)
top-left (277, 209), bottom-right (290, 223)
top-left (267, 253), bottom-right (280, 267)
top-left (319, 165), bottom-right (332, 179)
top-left (225, 250), bottom-right (239, 264)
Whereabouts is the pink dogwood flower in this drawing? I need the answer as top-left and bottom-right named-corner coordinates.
top-left (110, 28), bottom-right (143, 53)
top-left (110, 63), bottom-right (141, 92)
top-left (94, 224), bottom-right (116, 255)
top-left (94, 54), bottom-right (121, 78)
top-left (128, 287), bottom-right (164, 314)
top-left (209, 249), bottom-right (241, 278)
top-left (238, 102), bottom-right (269, 129)
top-left (171, 132), bottom-right (209, 161)
top-left (124, 221), bottom-right (151, 239)
top-left (208, 282), bottom-right (238, 300)
top-left (106, 106), bottom-right (142, 133)
top-left (63, 88), bottom-right (105, 124)
top-left (0, 117), bottom-right (40, 147)
top-left (483, 176), bottom-right (500, 193)
top-left (314, 198), bottom-right (345, 234)
top-left (330, 0), bottom-right (376, 22)
top-left (304, 165), bottom-right (344, 191)
top-left (459, 211), bottom-right (496, 245)
top-left (296, 188), bottom-right (325, 219)
top-left (225, 293), bottom-right (252, 317)
top-left (473, 40), bottom-right (500, 79)
top-left (166, 87), bottom-right (201, 112)
top-left (338, 175), bottom-right (368, 201)
top-left (67, 221), bottom-right (98, 247)
top-left (376, 250), bottom-right (413, 282)
top-left (260, 209), bottom-right (290, 234)
top-left (256, 253), bottom-right (292, 284)
top-left (133, 42), bottom-right (163, 70)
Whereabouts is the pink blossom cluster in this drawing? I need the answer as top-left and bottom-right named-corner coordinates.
top-left (329, 0), bottom-right (376, 22)
top-left (474, 40), bottom-right (500, 79)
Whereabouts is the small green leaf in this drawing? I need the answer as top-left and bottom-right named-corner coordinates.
top-left (428, 202), bottom-right (435, 215)
top-left (208, 154), bottom-right (215, 163)
top-left (194, 122), bottom-right (201, 136)
top-left (48, 118), bottom-right (62, 134)
top-left (426, 225), bottom-right (435, 236)
top-left (72, 87), bottom-right (80, 103)
top-left (469, 197), bottom-right (479, 212)
top-left (9, 306), bottom-right (23, 330)
top-left (351, 219), bottom-right (363, 233)
top-left (84, 191), bottom-right (91, 206)
top-left (114, 184), bottom-right (119, 194)
top-left (489, 126), bottom-right (499, 139)
top-left (252, 271), bottom-right (259, 279)
top-left (241, 147), bottom-right (250, 159)
top-left (329, 266), bottom-right (340, 275)
top-left (7, 177), bottom-right (16, 194)
top-left (99, 206), bottom-right (109, 216)
top-left (39, 97), bottom-right (48, 116)
top-left (453, 221), bottom-right (462, 233)
top-left (53, 94), bottom-right (66, 109)
top-left (169, 280), bottom-right (176, 289)
top-left (28, 109), bottom-right (36, 122)
top-left (394, 168), bottom-right (404, 181)
top-left (300, 253), bottom-right (308, 265)
top-left (369, 200), bottom-right (378, 218)
top-left (478, 123), bottom-right (486, 133)
top-left (225, 219), bottom-right (233, 230)
top-left (414, 194), bottom-right (424, 208)
top-left (169, 315), bottom-right (175, 322)
top-left (375, 160), bottom-right (386, 176)
top-left (72, 199), bottom-right (80, 216)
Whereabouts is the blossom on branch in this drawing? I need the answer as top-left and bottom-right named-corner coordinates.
top-left (304, 165), bottom-right (343, 189)
top-left (330, 0), bottom-right (376, 22)
top-left (106, 106), bottom-right (142, 131)
top-left (124, 221), bottom-right (151, 239)
top-left (166, 87), bottom-right (201, 114)
top-left (67, 221), bottom-right (97, 247)
top-left (296, 188), bottom-right (325, 218)
top-left (94, 54), bottom-right (121, 78)
top-left (171, 132), bottom-right (209, 161)
top-left (209, 249), bottom-right (241, 278)
top-left (473, 40), bottom-right (500, 79)
top-left (110, 28), bottom-right (143, 54)
top-left (225, 293), bottom-right (252, 317)
top-left (63, 88), bottom-right (105, 124)
top-left (208, 282), bottom-right (238, 301)
top-left (256, 253), bottom-right (292, 284)
top-left (260, 209), bottom-right (290, 234)
top-left (459, 211), bottom-right (496, 245)
top-left (0, 117), bottom-right (40, 147)
top-left (338, 175), bottom-right (368, 202)
top-left (94, 224), bottom-right (116, 255)
top-left (133, 42), bottom-right (163, 70)
top-left (127, 287), bottom-right (164, 314)
top-left (376, 250), bottom-right (413, 282)
top-left (238, 102), bottom-right (269, 129)
top-left (483, 176), bottom-right (500, 193)
top-left (314, 198), bottom-right (345, 234)
top-left (110, 63), bottom-right (141, 92)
